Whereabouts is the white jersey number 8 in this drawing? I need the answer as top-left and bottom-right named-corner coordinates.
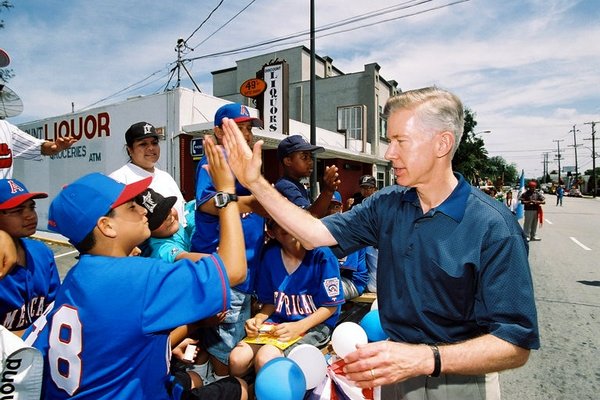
top-left (48, 305), bottom-right (83, 396)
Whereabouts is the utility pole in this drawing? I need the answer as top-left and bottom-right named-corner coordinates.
top-left (553, 139), bottom-right (564, 185)
top-left (584, 121), bottom-right (599, 198)
top-left (309, 0), bottom-right (318, 199)
top-left (568, 125), bottom-right (581, 185)
top-left (541, 152), bottom-right (550, 183)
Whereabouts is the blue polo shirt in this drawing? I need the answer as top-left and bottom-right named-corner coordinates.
top-left (322, 174), bottom-right (539, 349)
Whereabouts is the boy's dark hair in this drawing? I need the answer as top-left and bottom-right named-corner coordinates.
top-left (75, 209), bottom-right (115, 254)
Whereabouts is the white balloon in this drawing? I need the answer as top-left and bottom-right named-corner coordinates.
top-left (287, 344), bottom-right (328, 390)
top-left (331, 322), bottom-right (368, 358)
top-left (370, 298), bottom-right (378, 311)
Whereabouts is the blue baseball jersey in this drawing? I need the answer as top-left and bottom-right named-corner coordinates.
top-left (275, 176), bottom-right (311, 208)
top-left (24, 253), bottom-right (230, 399)
top-left (0, 238), bottom-right (60, 332)
top-left (256, 244), bottom-right (344, 329)
top-left (191, 154), bottom-right (264, 293)
top-left (338, 248), bottom-right (368, 296)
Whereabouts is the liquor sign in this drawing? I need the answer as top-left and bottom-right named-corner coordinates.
top-left (262, 62), bottom-right (289, 135)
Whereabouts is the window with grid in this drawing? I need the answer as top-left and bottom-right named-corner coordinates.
top-left (337, 105), bottom-right (364, 140)
top-left (379, 105), bottom-right (387, 140)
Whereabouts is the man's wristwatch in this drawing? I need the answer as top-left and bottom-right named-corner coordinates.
top-left (213, 192), bottom-right (238, 209)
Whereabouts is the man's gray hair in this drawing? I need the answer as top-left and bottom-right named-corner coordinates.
top-left (383, 87), bottom-right (464, 157)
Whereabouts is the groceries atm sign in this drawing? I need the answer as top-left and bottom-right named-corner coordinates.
top-left (23, 111), bottom-right (110, 163)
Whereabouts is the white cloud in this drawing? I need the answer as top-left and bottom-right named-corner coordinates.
top-left (2, 0), bottom-right (598, 177)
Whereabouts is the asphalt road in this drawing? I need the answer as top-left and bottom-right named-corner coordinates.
top-left (38, 194), bottom-right (600, 399)
top-left (499, 195), bottom-right (600, 400)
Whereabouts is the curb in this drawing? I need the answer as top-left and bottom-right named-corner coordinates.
top-left (32, 231), bottom-right (72, 247)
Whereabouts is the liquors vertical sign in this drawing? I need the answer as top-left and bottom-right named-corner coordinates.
top-left (262, 61), bottom-right (289, 135)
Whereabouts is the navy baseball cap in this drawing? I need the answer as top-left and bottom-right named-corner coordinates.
top-left (48, 173), bottom-right (151, 245)
top-left (135, 188), bottom-right (177, 231)
top-left (125, 121), bottom-right (159, 147)
top-left (0, 179), bottom-right (47, 210)
top-left (277, 135), bottom-right (324, 161)
top-left (214, 103), bottom-right (262, 128)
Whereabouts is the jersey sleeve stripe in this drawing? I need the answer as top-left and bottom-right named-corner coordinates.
top-left (210, 254), bottom-right (229, 312)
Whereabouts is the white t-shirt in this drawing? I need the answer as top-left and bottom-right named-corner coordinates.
top-left (0, 120), bottom-right (44, 179)
top-left (109, 162), bottom-right (187, 227)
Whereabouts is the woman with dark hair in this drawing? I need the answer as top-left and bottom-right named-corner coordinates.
top-left (109, 121), bottom-right (186, 226)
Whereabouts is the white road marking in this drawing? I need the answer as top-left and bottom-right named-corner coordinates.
top-left (569, 237), bottom-right (591, 251)
top-left (544, 219), bottom-right (553, 225)
top-left (54, 250), bottom-right (79, 259)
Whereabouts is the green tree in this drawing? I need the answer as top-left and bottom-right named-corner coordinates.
top-left (452, 108), bottom-right (488, 184)
top-left (481, 156), bottom-right (518, 187)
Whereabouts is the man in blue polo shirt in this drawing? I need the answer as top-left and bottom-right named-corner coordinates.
top-left (219, 87), bottom-right (539, 399)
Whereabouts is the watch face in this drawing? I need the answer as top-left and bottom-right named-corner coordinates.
top-left (214, 192), bottom-right (237, 208)
top-left (214, 192), bottom-right (228, 208)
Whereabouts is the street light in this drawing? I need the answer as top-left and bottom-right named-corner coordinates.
top-left (475, 130), bottom-right (492, 135)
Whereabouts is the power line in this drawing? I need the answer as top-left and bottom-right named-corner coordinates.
top-left (190, 1), bottom-right (257, 51)
top-left (184, 0), bottom-right (225, 44)
top-left (185, 0), bottom-right (470, 62)
top-left (75, 1), bottom-right (470, 111)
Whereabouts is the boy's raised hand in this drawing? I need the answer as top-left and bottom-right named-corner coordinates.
top-left (322, 165), bottom-right (341, 192)
top-left (204, 134), bottom-right (235, 193)
top-left (221, 117), bottom-right (264, 189)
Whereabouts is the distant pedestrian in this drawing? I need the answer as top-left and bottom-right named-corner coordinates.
top-left (519, 181), bottom-right (545, 241)
top-left (556, 185), bottom-right (564, 206)
top-left (505, 190), bottom-right (517, 214)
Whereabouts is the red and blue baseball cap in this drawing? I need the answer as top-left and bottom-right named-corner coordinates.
top-left (330, 191), bottom-right (342, 204)
top-left (0, 179), bottom-right (48, 210)
top-left (214, 103), bottom-right (263, 128)
top-left (48, 173), bottom-right (151, 245)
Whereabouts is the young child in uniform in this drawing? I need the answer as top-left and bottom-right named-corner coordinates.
top-left (0, 178), bottom-right (60, 337)
top-left (23, 137), bottom-right (249, 400)
top-left (228, 219), bottom-right (344, 377)
top-left (275, 135), bottom-right (340, 217)
top-left (191, 103), bottom-right (266, 381)
top-left (327, 191), bottom-right (368, 300)
top-left (135, 188), bottom-right (205, 262)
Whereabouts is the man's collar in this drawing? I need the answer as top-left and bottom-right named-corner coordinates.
top-left (401, 173), bottom-right (469, 222)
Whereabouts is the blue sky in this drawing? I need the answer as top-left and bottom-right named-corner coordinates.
top-left (2, 0), bottom-right (599, 178)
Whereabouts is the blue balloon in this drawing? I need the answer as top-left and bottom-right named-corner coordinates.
top-left (255, 357), bottom-right (307, 400)
top-left (360, 310), bottom-right (388, 342)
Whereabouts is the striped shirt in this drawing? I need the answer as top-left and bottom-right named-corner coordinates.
top-left (0, 120), bottom-right (44, 179)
